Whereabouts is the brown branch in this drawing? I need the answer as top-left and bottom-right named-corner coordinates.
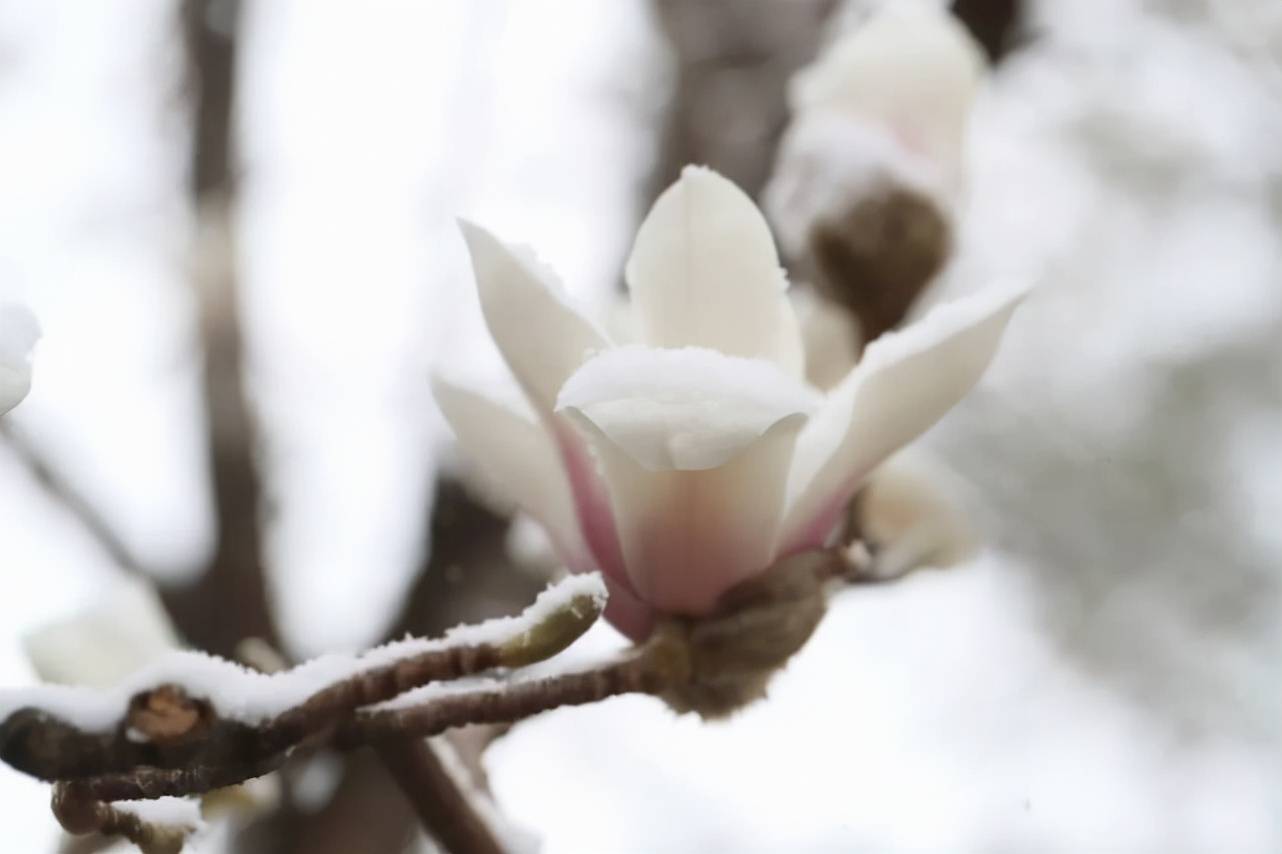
top-left (342, 650), bottom-right (678, 747)
top-left (0, 579), bottom-right (603, 787)
top-left (159, 0), bottom-right (278, 659)
top-left (377, 740), bottom-right (507, 854)
top-left (648, 0), bottom-right (837, 199)
top-left (53, 781), bottom-right (198, 854)
top-left (950, 0), bottom-right (1024, 64)
top-left (369, 480), bottom-right (545, 853)
top-left (2, 547), bottom-right (888, 852)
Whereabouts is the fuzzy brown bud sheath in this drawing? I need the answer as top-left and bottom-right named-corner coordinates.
top-left (660, 550), bottom-right (839, 718)
top-left (810, 185), bottom-right (952, 347)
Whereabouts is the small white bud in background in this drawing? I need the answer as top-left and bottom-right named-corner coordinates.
top-left (0, 301), bottom-right (40, 416)
top-left (766, 1), bottom-right (988, 343)
top-left (771, 0), bottom-right (988, 238)
top-left (855, 451), bottom-right (978, 580)
top-left (23, 576), bottom-right (181, 689)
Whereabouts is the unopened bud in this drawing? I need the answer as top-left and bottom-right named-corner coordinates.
top-left (660, 550), bottom-right (836, 719)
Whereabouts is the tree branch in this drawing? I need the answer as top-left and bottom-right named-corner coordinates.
top-left (376, 740), bottom-right (507, 854)
top-left (53, 782), bottom-right (200, 854)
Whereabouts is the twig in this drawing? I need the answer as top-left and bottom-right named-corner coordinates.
top-left (0, 428), bottom-right (141, 575)
top-left (0, 578), bottom-right (604, 787)
top-left (342, 646), bottom-right (679, 747)
top-left (1, 548), bottom-right (893, 852)
top-left (377, 740), bottom-right (507, 854)
top-left (53, 782), bottom-right (199, 854)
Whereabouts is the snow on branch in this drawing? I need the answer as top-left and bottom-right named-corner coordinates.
top-left (0, 574), bottom-right (609, 851)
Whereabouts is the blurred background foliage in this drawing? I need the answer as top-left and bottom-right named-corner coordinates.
top-left (0, 0), bottom-right (1278, 851)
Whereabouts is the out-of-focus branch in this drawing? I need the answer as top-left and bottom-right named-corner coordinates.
top-left (183, 0), bottom-right (238, 200)
top-left (950, 0), bottom-right (1023, 64)
top-left (350, 480), bottom-right (544, 853)
top-left (0, 428), bottom-right (139, 575)
top-left (160, 0), bottom-right (277, 659)
top-left (376, 740), bottom-right (507, 854)
top-left (647, 0), bottom-right (837, 201)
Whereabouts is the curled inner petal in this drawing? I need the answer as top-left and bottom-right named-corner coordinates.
top-left (625, 165), bottom-right (804, 375)
top-left (557, 346), bottom-right (817, 613)
top-left (557, 345), bottom-right (821, 472)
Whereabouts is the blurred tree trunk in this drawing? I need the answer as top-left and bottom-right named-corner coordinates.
top-left (161, 0), bottom-right (278, 663)
top-left (646, 0), bottom-right (837, 201)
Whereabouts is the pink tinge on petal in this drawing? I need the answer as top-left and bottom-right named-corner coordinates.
top-left (552, 421), bottom-right (635, 595)
top-left (779, 492), bottom-right (849, 558)
top-left (626, 501), bottom-right (770, 615)
top-left (601, 576), bottom-right (657, 642)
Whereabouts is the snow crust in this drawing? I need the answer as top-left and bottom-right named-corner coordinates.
top-left (113, 796), bottom-right (205, 831)
top-left (0, 574), bottom-right (606, 734)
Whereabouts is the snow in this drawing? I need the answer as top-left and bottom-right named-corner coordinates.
top-left (113, 797), bottom-right (205, 832)
top-left (557, 345), bottom-right (821, 471)
top-left (0, 574), bottom-right (606, 734)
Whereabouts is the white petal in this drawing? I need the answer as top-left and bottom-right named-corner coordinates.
top-left (625, 166), bottom-right (804, 374)
top-left (795, 290), bottom-right (861, 391)
top-left (24, 576), bottom-right (180, 689)
top-left (557, 345), bottom-right (820, 472)
top-left (782, 285), bottom-right (1027, 553)
top-left (856, 451), bottom-right (977, 579)
top-left (433, 376), bottom-right (592, 572)
top-left (577, 413), bottom-right (806, 615)
top-left (0, 302), bottom-right (39, 416)
top-left (790, 0), bottom-right (986, 181)
top-left (459, 221), bottom-right (610, 415)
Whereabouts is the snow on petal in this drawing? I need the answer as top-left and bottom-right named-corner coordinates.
top-left (433, 375), bottom-right (593, 573)
top-left (790, 0), bottom-right (986, 183)
top-left (624, 166), bottom-right (804, 374)
top-left (579, 413), bottom-right (807, 615)
top-left (23, 576), bottom-right (181, 689)
top-left (556, 345), bottom-right (821, 472)
top-left (0, 302), bottom-right (39, 416)
top-left (782, 285), bottom-right (1027, 554)
top-left (458, 220), bottom-right (610, 416)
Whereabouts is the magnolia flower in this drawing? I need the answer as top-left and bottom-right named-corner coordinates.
top-left (434, 166), bottom-right (1023, 640)
top-left (766, 0), bottom-right (987, 256)
top-left (24, 576), bottom-right (182, 689)
top-left (24, 578), bottom-right (280, 816)
top-left (0, 302), bottom-right (39, 416)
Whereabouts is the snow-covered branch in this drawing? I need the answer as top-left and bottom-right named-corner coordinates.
top-left (0, 575), bottom-right (608, 851)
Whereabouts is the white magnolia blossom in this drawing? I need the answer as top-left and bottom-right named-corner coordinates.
top-left (766, 0), bottom-right (987, 255)
top-left (23, 577), bottom-right (283, 817)
top-left (434, 166), bottom-right (1024, 639)
top-left (796, 289), bottom-right (863, 391)
top-left (23, 576), bottom-right (182, 689)
top-left (0, 302), bottom-right (39, 416)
